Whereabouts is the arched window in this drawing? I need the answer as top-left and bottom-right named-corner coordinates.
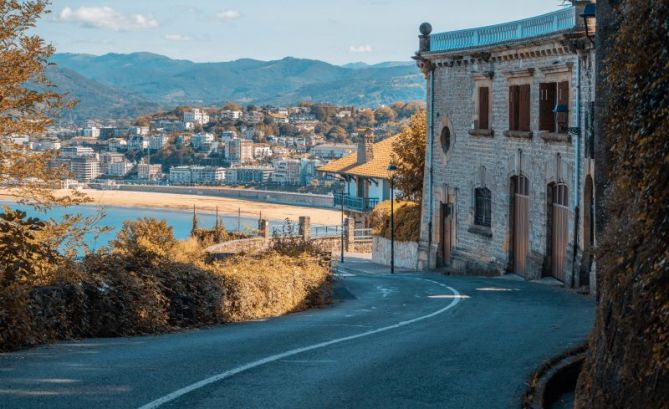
top-left (440, 126), bottom-right (451, 153)
top-left (474, 187), bottom-right (492, 227)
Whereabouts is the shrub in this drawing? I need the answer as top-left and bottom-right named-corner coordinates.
top-left (213, 252), bottom-right (332, 322)
top-left (111, 218), bottom-right (176, 260)
top-left (370, 200), bottom-right (421, 242)
top-left (0, 217), bottom-right (333, 352)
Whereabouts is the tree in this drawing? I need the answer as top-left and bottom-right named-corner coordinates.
top-left (375, 106), bottom-right (397, 123)
top-left (0, 0), bottom-right (86, 208)
top-left (111, 218), bottom-right (176, 260)
top-left (357, 109), bottom-right (375, 128)
top-left (398, 101), bottom-right (424, 119)
top-left (326, 125), bottom-right (348, 143)
top-left (222, 102), bottom-right (242, 111)
top-left (391, 110), bottom-right (426, 202)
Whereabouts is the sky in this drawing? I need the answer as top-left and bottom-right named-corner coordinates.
top-left (35, 1), bottom-right (568, 65)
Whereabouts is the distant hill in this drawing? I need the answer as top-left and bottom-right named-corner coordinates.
top-left (45, 66), bottom-right (161, 121)
top-left (48, 53), bottom-right (425, 119)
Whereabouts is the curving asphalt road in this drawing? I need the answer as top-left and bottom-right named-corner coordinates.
top-left (0, 262), bottom-right (593, 409)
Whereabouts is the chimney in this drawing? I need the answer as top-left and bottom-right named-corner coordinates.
top-left (357, 129), bottom-right (375, 165)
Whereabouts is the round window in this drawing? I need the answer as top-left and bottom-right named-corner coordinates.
top-left (440, 127), bottom-right (451, 153)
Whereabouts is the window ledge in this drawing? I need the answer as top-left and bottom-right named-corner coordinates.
top-left (468, 129), bottom-right (494, 137)
top-left (468, 225), bottom-right (493, 238)
top-left (503, 130), bottom-right (533, 139)
top-left (540, 132), bottom-right (572, 144)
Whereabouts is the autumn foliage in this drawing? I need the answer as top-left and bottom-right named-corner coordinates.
top-left (575, 1), bottom-right (669, 407)
top-left (0, 217), bottom-right (332, 351)
top-left (391, 110), bottom-right (427, 203)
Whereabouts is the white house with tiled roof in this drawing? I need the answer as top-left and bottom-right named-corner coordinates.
top-left (318, 130), bottom-right (399, 226)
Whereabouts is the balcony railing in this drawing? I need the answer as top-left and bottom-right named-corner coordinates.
top-left (430, 6), bottom-right (577, 53)
top-left (333, 194), bottom-right (379, 213)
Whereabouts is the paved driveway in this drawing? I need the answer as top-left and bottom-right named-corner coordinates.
top-left (0, 264), bottom-right (593, 408)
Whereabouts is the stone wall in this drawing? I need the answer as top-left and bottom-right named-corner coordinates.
top-left (417, 34), bottom-right (596, 291)
top-left (206, 238), bottom-right (269, 259)
top-left (372, 237), bottom-right (419, 270)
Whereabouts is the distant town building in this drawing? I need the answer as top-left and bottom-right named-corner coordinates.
top-left (267, 112), bottom-right (289, 124)
top-left (107, 138), bottom-right (128, 152)
top-left (243, 111), bottom-right (264, 124)
top-left (149, 135), bottom-right (169, 151)
top-left (191, 133), bottom-right (215, 150)
top-left (220, 110), bottom-right (243, 121)
top-left (137, 162), bottom-right (162, 180)
top-left (70, 156), bottom-right (101, 181)
top-left (221, 130), bottom-right (238, 139)
top-left (311, 143), bottom-right (356, 159)
top-left (169, 165), bottom-right (225, 185)
top-left (253, 145), bottom-right (273, 159)
top-left (60, 146), bottom-right (95, 159)
top-left (128, 136), bottom-right (148, 151)
top-left (99, 127), bottom-right (116, 139)
top-left (272, 159), bottom-right (302, 185)
top-left (169, 166), bottom-right (192, 185)
top-left (227, 166), bottom-right (272, 185)
top-left (130, 126), bottom-right (150, 136)
top-left (226, 138), bottom-right (254, 163)
top-left (100, 152), bottom-right (126, 174)
top-left (183, 108), bottom-right (210, 125)
top-left (29, 139), bottom-right (61, 151)
top-left (80, 127), bottom-right (100, 138)
top-left (107, 161), bottom-right (134, 177)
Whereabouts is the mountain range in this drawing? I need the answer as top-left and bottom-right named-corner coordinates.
top-left (46, 52), bottom-right (425, 121)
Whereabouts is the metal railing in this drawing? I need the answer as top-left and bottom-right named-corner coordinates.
top-left (333, 194), bottom-right (380, 213)
top-left (430, 6), bottom-right (577, 52)
top-left (354, 228), bottom-right (373, 241)
top-left (271, 225), bottom-right (301, 237)
top-left (311, 224), bottom-right (344, 238)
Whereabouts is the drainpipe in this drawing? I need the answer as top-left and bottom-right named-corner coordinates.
top-left (427, 67), bottom-right (435, 270)
top-left (571, 53), bottom-right (582, 288)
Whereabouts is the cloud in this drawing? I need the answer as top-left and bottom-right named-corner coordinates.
top-left (349, 45), bottom-right (373, 53)
top-left (57, 6), bottom-right (158, 31)
top-left (216, 10), bottom-right (241, 21)
top-left (164, 34), bottom-right (192, 42)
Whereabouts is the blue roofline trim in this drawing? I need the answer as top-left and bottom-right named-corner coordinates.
top-left (429, 6), bottom-right (578, 53)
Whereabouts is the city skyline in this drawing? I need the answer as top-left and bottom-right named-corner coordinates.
top-left (37, 0), bottom-right (565, 64)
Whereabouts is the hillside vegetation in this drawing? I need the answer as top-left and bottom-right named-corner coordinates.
top-left (48, 53), bottom-right (425, 119)
top-left (575, 1), bottom-right (669, 407)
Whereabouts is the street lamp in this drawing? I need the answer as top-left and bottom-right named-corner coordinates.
top-left (553, 104), bottom-right (569, 134)
top-left (580, 3), bottom-right (596, 45)
top-left (387, 164), bottom-right (398, 274)
top-left (335, 176), bottom-right (346, 264)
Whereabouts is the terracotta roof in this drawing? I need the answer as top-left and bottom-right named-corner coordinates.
top-left (317, 134), bottom-right (399, 179)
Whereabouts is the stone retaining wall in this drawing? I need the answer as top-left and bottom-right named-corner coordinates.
top-left (372, 236), bottom-right (419, 270)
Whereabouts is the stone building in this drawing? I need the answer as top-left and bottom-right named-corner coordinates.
top-left (414, 2), bottom-right (597, 292)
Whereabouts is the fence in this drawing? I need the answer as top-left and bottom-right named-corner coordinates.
top-left (207, 216), bottom-right (373, 258)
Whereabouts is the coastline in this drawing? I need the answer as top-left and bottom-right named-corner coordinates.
top-left (0, 188), bottom-right (340, 226)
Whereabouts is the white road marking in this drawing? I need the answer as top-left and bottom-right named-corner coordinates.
top-left (137, 279), bottom-right (462, 409)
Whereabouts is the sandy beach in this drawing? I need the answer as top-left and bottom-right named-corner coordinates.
top-left (0, 189), bottom-right (340, 226)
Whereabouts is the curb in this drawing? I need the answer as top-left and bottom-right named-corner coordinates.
top-left (523, 344), bottom-right (587, 409)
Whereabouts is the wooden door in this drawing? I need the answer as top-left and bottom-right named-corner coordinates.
top-left (441, 203), bottom-right (453, 266)
top-left (551, 184), bottom-right (569, 282)
top-left (512, 175), bottom-right (529, 275)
